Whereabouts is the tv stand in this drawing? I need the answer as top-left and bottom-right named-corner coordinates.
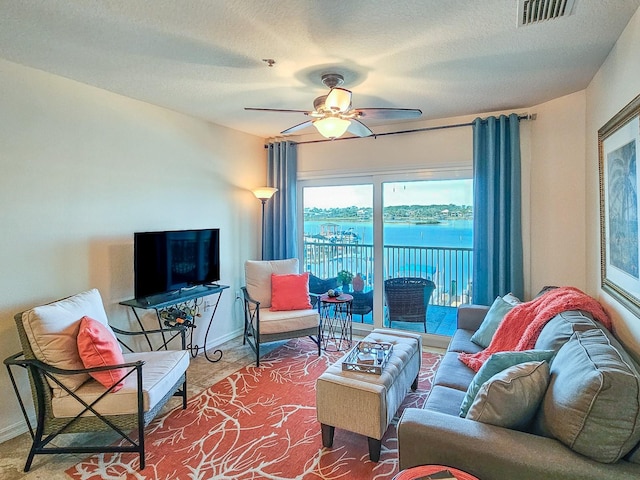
top-left (120, 284), bottom-right (229, 362)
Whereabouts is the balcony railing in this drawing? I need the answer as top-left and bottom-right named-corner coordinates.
top-left (303, 241), bottom-right (473, 306)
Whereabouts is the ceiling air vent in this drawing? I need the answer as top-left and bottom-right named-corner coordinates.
top-left (517, 0), bottom-right (576, 27)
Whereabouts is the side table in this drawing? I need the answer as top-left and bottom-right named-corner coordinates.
top-left (119, 284), bottom-right (229, 362)
top-left (319, 293), bottom-right (353, 351)
top-left (393, 465), bottom-right (479, 480)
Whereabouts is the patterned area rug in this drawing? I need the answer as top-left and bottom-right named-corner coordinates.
top-left (66, 338), bottom-right (441, 479)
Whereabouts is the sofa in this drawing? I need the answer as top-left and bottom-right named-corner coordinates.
top-left (398, 297), bottom-right (640, 480)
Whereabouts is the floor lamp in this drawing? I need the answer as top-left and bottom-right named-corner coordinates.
top-left (252, 187), bottom-right (278, 260)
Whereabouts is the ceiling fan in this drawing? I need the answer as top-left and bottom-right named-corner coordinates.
top-left (245, 73), bottom-right (422, 139)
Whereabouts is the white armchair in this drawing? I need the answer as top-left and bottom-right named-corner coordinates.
top-left (242, 259), bottom-right (321, 366)
top-left (4, 289), bottom-right (189, 471)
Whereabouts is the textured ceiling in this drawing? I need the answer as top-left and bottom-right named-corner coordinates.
top-left (1, 0), bottom-right (639, 138)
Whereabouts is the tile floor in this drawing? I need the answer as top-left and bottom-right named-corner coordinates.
top-left (0, 334), bottom-right (445, 479)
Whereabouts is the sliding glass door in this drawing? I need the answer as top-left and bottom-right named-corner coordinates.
top-left (302, 184), bottom-right (375, 324)
top-left (382, 179), bottom-right (473, 336)
top-left (299, 172), bottom-right (472, 339)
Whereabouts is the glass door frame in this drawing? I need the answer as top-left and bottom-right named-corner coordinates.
top-left (298, 166), bottom-right (472, 346)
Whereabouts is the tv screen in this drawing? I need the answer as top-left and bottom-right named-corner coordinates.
top-left (134, 228), bottom-right (220, 299)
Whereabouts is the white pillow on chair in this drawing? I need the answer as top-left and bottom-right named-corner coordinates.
top-left (22, 288), bottom-right (118, 397)
top-left (245, 259), bottom-right (299, 308)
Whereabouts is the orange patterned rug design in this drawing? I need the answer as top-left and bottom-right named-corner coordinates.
top-left (66, 338), bottom-right (441, 479)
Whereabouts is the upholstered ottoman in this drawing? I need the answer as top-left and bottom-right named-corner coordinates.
top-left (316, 328), bottom-right (422, 461)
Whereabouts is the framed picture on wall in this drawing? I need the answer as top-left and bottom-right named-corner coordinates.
top-left (599, 93), bottom-right (640, 315)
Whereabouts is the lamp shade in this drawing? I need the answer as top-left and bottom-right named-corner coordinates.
top-left (252, 187), bottom-right (278, 201)
top-left (314, 117), bottom-right (350, 139)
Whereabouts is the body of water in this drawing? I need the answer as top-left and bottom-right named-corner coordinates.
top-left (304, 219), bottom-right (473, 248)
top-left (304, 220), bottom-right (474, 303)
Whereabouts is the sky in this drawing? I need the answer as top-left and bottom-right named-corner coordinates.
top-left (304, 179), bottom-right (473, 209)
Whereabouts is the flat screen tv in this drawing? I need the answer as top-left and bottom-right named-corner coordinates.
top-left (134, 228), bottom-right (220, 299)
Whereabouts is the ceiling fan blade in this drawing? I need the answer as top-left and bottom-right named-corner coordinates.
top-left (281, 120), bottom-right (314, 134)
top-left (347, 119), bottom-right (374, 137)
top-left (355, 108), bottom-right (422, 120)
top-left (325, 88), bottom-right (352, 112)
top-left (245, 107), bottom-right (310, 114)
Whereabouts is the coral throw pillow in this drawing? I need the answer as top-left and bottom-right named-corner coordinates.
top-left (270, 272), bottom-right (313, 311)
top-left (77, 316), bottom-right (127, 391)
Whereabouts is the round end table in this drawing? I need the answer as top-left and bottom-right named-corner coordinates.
top-left (319, 293), bottom-right (353, 351)
top-left (393, 465), bottom-right (479, 480)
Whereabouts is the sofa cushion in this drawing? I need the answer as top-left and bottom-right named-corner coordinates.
top-left (626, 443), bottom-right (640, 465)
top-left (466, 360), bottom-right (550, 430)
top-left (433, 351), bottom-right (477, 392)
top-left (257, 308), bottom-right (319, 335)
top-left (52, 350), bottom-right (189, 417)
top-left (447, 328), bottom-right (484, 355)
top-left (21, 289), bottom-right (114, 397)
top-left (534, 310), bottom-right (598, 352)
top-left (245, 259), bottom-right (299, 308)
top-left (424, 385), bottom-right (468, 416)
top-left (534, 329), bottom-right (640, 463)
top-left (470, 296), bottom-right (514, 348)
top-left (460, 349), bottom-right (554, 417)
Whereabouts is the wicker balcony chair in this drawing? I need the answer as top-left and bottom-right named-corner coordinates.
top-left (4, 289), bottom-right (189, 472)
top-left (384, 277), bottom-right (436, 332)
top-left (308, 273), bottom-right (338, 307)
top-left (351, 290), bottom-right (373, 322)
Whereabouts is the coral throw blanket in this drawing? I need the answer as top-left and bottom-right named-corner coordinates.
top-left (459, 287), bottom-right (611, 372)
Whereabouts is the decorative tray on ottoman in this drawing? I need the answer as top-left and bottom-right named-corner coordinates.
top-left (342, 341), bottom-right (393, 375)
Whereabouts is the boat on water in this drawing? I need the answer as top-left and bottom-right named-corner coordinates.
top-left (303, 223), bottom-right (361, 244)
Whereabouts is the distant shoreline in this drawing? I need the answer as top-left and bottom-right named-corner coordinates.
top-left (304, 218), bottom-right (472, 225)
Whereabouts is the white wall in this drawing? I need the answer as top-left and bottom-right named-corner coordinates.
top-left (586, 8), bottom-right (640, 356)
top-left (527, 91), bottom-right (587, 294)
top-left (0, 59), bottom-right (264, 440)
top-left (298, 117), bottom-right (474, 177)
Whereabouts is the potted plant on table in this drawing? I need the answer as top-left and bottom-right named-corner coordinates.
top-left (337, 270), bottom-right (354, 293)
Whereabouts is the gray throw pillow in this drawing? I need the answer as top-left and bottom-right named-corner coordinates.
top-left (466, 360), bottom-right (550, 430)
top-left (502, 292), bottom-right (522, 306)
top-left (534, 329), bottom-right (640, 463)
top-left (459, 349), bottom-right (555, 417)
top-left (470, 296), bottom-right (513, 348)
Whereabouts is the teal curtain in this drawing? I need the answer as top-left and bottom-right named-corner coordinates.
top-left (265, 141), bottom-right (297, 260)
top-left (472, 114), bottom-right (524, 305)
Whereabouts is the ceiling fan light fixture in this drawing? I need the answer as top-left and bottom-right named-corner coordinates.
top-left (246, 71), bottom-right (421, 139)
top-left (325, 87), bottom-right (352, 112)
top-left (314, 117), bottom-right (350, 139)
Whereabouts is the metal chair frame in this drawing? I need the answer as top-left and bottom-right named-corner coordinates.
top-left (242, 287), bottom-right (321, 366)
top-left (4, 313), bottom-right (188, 472)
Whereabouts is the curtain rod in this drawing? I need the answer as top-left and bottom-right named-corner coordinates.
top-left (264, 113), bottom-right (535, 147)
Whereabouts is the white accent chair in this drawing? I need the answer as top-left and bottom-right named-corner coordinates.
top-left (4, 289), bottom-right (189, 471)
top-left (242, 259), bottom-right (321, 366)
